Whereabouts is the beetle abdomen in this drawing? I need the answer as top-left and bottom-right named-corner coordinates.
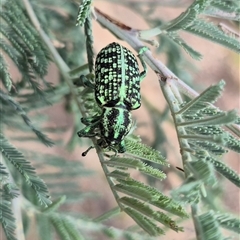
top-left (95, 42), bottom-right (141, 110)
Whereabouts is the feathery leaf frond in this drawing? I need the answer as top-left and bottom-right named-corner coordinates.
top-left (205, 0), bottom-right (240, 21)
top-left (178, 80), bottom-right (225, 115)
top-left (107, 157), bottom-right (166, 180)
top-left (1, 0), bottom-right (239, 239)
top-left (167, 32), bottom-right (203, 60)
top-left (0, 52), bottom-right (13, 91)
top-left (76, 0), bottom-right (93, 26)
top-left (120, 197), bottom-right (183, 232)
top-left (185, 18), bottom-right (240, 53)
top-left (171, 180), bottom-right (202, 204)
top-left (165, 0), bottom-right (211, 31)
top-left (1, 0), bottom-right (51, 98)
top-left (0, 133), bottom-right (52, 206)
top-left (116, 178), bottom-right (188, 218)
top-left (124, 207), bottom-right (165, 236)
top-left (84, 16), bottom-right (94, 73)
top-left (0, 90), bottom-right (54, 146)
top-left (125, 138), bottom-right (169, 166)
top-left (0, 162), bottom-right (9, 180)
top-left (216, 213), bottom-right (240, 234)
top-left (0, 198), bottom-right (17, 240)
top-left (50, 214), bottom-right (82, 240)
top-left (207, 156), bottom-right (240, 187)
top-left (198, 211), bottom-right (223, 240)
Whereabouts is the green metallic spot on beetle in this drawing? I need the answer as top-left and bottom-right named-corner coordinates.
top-left (78, 42), bottom-right (147, 156)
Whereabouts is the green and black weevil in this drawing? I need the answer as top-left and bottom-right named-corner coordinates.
top-left (78, 42), bottom-right (147, 155)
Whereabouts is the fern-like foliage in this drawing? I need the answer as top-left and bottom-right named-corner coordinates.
top-left (84, 16), bottom-right (94, 73)
top-left (0, 197), bottom-right (17, 240)
top-left (198, 210), bottom-right (223, 240)
top-left (162, 78), bottom-right (239, 238)
top-left (48, 212), bottom-right (160, 240)
top-left (140, 0), bottom-right (240, 58)
top-left (75, 67), bottom-right (188, 235)
top-left (0, 167), bottom-right (18, 240)
top-left (185, 18), bottom-right (240, 53)
top-left (166, 32), bottom-right (203, 60)
top-left (0, 133), bottom-right (52, 207)
top-left (76, 0), bottom-right (93, 26)
top-left (0, 90), bottom-right (54, 146)
top-left (175, 81), bottom-right (239, 188)
top-left (0, 0), bottom-right (51, 95)
top-left (164, 0), bottom-right (212, 31)
top-left (215, 212), bottom-right (240, 234)
top-left (50, 214), bottom-right (82, 240)
top-left (74, 3), bottom-right (240, 237)
top-left (204, 0), bottom-right (240, 21)
top-left (1, 0), bottom-right (239, 239)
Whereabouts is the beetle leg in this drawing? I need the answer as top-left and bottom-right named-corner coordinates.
top-left (81, 115), bottom-right (101, 125)
top-left (138, 46), bottom-right (148, 82)
top-left (118, 140), bottom-right (126, 153)
top-left (79, 74), bottom-right (95, 89)
top-left (77, 123), bottom-right (98, 138)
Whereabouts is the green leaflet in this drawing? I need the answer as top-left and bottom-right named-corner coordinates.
top-left (179, 110), bottom-right (237, 127)
top-left (43, 196), bottom-right (67, 214)
top-left (120, 197), bottom-right (183, 232)
top-left (0, 53), bottom-right (12, 91)
top-left (215, 213), bottom-right (240, 234)
top-left (206, 0), bottom-right (240, 21)
top-left (84, 16), bottom-right (94, 73)
top-left (0, 162), bottom-right (9, 180)
top-left (0, 199), bottom-right (17, 240)
top-left (106, 157), bottom-right (166, 180)
top-left (50, 215), bottom-right (73, 240)
top-left (198, 211), bottom-right (223, 240)
top-left (124, 207), bottom-right (165, 236)
top-left (165, 0), bottom-right (212, 31)
top-left (225, 134), bottom-right (240, 153)
top-left (36, 214), bottom-right (53, 240)
top-left (76, 0), bottom-right (93, 26)
top-left (167, 32), bottom-right (203, 60)
top-left (172, 179), bottom-right (202, 204)
top-left (0, 92), bottom-right (54, 147)
top-left (125, 138), bottom-right (169, 166)
top-left (207, 156), bottom-right (240, 187)
top-left (178, 80), bottom-right (225, 115)
top-left (115, 178), bottom-right (189, 218)
top-left (185, 18), bottom-right (240, 53)
top-left (188, 160), bottom-right (217, 186)
top-left (0, 133), bottom-right (52, 207)
top-left (107, 170), bottom-right (130, 180)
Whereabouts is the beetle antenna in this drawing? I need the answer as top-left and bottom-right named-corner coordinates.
top-left (82, 146), bottom-right (94, 156)
top-left (176, 166), bottom-right (184, 172)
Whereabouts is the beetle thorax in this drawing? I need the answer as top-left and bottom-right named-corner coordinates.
top-left (99, 106), bottom-right (132, 146)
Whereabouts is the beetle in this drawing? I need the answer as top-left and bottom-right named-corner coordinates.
top-left (77, 42), bottom-right (147, 155)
